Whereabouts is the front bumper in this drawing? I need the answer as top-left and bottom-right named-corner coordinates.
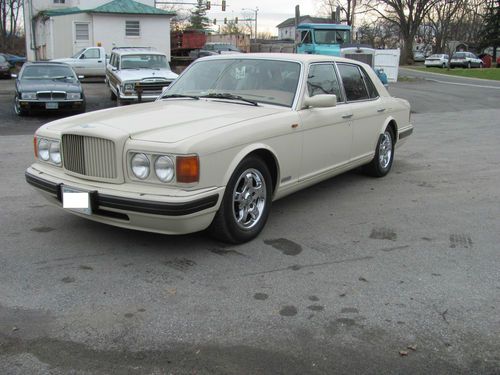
top-left (118, 93), bottom-right (161, 102)
top-left (25, 167), bottom-right (222, 235)
top-left (18, 99), bottom-right (84, 111)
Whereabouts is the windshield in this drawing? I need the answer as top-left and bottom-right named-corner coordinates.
top-left (21, 65), bottom-right (76, 80)
top-left (453, 52), bottom-right (466, 58)
top-left (165, 59), bottom-right (301, 107)
top-left (314, 29), bottom-right (350, 45)
top-left (72, 48), bottom-right (86, 58)
top-left (0, 55), bottom-right (6, 63)
top-left (120, 54), bottom-right (168, 69)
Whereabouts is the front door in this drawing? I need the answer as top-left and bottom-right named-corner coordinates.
top-left (73, 22), bottom-right (91, 54)
top-left (298, 63), bottom-right (352, 181)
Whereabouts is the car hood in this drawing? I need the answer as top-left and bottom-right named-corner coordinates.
top-left (43, 99), bottom-right (287, 143)
top-left (116, 69), bottom-right (178, 82)
top-left (18, 79), bottom-right (82, 92)
top-left (52, 58), bottom-right (78, 63)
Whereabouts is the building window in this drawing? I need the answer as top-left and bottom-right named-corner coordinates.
top-left (125, 21), bottom-right (140, 37)
top-left (54, 0), bottom-right (66, 3)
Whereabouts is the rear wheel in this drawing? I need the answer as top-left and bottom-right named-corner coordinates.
top-left (442, 63), bottom-right (446, 68)
top-left (363, 127), bottom-right (395, 177)
top-left (467, 61), bottom-right (471, 69)
top-left (209, 156), bottom-right (272, 244)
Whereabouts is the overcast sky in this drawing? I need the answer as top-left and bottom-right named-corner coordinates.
top-left (175, 1), bottom-right (322, 35)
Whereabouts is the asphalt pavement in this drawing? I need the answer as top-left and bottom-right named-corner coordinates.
top-left (0, 71), bottom-right (499, 374)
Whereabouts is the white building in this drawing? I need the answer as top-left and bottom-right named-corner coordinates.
top-left (23, 0), bottom-right (176, 61)
top-left (276, 16), bottom-right (334, 41)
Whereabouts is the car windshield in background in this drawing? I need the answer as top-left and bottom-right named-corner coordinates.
top-left (21, 65), bottom-right (76, 80)
top-left (0, 55), bottom-right (6, 63)
top-left (314, 30), bottom-right (350, 44)
top-left (429, 54), bottom-right (444, 59)
top-left (166, 59), bottom-right (301, 107)
top-left (121, 54), bottom-right (168, 70)
top-left (453, 52), bottom-right (466, 58)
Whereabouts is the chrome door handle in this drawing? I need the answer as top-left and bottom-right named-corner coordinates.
top-left (377, 108), bottom-right (386, 112)
top-left (342, 113), bottom-right (353, 119)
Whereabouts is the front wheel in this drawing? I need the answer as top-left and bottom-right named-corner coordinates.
top-left (467, 62), bottom-right (471, 69)
top-left (13, 96), bottom-right (27, 116)
top-left (363, 128), bottom-right (395, 177)
top-left (209, 156), bottom-right (272, 244)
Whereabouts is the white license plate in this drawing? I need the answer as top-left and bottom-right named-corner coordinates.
top-left (62, 186), bottom-right (91, 215)
top-left (46, 102), bottom-right (59, 109)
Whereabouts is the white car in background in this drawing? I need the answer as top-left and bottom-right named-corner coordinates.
top-left (424, 54), bottom-right (449, 68)
top-left (26, 54), bottom-right (412, 244)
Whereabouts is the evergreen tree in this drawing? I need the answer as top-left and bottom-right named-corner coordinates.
top-left (189, 0), bottom-right (211, 30)
top-left (480, 0), bottom-right (500, 61)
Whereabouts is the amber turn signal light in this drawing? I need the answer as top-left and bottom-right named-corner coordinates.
top-left (33, 136), bottom-right (38, 159)
top-left (176, 155), bottom-right (199, 183)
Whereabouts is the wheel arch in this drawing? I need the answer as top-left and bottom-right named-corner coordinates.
top-left (222, 144), bottom-right (280, 196)
top-left (381, 117), bottom-right (398, 145)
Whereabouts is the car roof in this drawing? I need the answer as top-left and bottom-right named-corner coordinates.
top-left (111, 48), bottom-right (166, 56)
top-left (23, 61), bottom-right (73, 67)
top-left (199, 53), bottom-right (366, 65)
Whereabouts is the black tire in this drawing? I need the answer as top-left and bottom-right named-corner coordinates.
top-left (442, 63), bottom-right (446, 68)
top-left (209, 156), bottom-right (273, 244)
top-left (467, 62), bottom-right (471, 69)
top-left (363, 127), bottom-right (395, 177)
top-left (13, 96), bottom-right (27, 116)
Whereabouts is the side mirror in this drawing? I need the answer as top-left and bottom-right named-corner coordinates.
top-left (78, 75), bottom-right (85, 80)
top-left (303, 94), bottom-right (337, 108)
top-left (11, 73), bottom-right (18, 78)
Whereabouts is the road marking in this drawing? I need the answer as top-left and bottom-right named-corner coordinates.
top-left (426, 78), bottom-right (500, 90)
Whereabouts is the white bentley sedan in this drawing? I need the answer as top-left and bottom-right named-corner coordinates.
top-left (26, 54), bottom-right (413, 243)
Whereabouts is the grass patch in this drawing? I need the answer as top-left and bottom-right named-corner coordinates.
top-left (407, 66), bottom-right (500, 81)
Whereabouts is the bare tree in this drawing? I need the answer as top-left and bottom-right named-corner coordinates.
top-left (425, 0), bottom-right (465, 53)
top-left (363, 0), bottom-right (439, 64)
top-left (317, 0), bottom-right (361, 25)
top-left (357, 19), bottom-right (400, 48)
top-left (0, 0), bottom-right (23, 51)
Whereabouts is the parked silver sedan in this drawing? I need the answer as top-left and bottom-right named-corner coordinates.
top-left (425, 54), bottom-right (449, 68)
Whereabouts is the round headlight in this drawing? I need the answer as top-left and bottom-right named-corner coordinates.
top-left (154, 155), bottom-right (175, 182)
top-left (49, 141), bottom-right (61, 165)
top-left (38, 139), bottom-right (50, 161)
top-left (131, 153), bottom-right (150, 180)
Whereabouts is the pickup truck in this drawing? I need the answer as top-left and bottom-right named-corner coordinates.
top-left (52, 47), bottom-right (107, 77)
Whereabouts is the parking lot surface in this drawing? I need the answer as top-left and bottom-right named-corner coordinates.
top-left (1, 74), bottom-right (499, 374)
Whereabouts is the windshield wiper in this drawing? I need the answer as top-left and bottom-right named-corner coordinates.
top-left (52, 76), bottom-right (72, 80)
top-left (199, 93), bottom-right (258, 106)
top-left (160, 94), bottom-right (200, 100)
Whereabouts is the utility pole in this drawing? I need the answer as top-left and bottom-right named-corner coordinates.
top-left (242, 7), bottom-right (258, 42)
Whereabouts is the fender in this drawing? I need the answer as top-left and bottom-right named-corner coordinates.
top-left (221, 143), bottom-right (281, 193)
top-left (380, 115), bottom-right (398, 143)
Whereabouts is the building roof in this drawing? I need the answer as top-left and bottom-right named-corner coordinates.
top-left (92, 0), bottom-right (175, 16)
top-left (39, 0), bottom-right (175, 18)
top-left (276, 15), bottom-right (335, 29)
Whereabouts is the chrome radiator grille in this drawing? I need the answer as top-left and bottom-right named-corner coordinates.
top-left (62, 135), bottom-right (117, 179)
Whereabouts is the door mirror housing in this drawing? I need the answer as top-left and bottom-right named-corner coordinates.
top-left (303, 94), bottom-right (337, 108)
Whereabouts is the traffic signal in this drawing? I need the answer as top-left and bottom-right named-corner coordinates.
top-left (206, 1), bottom-right (210, 10)
top-left (235, 17), bottom-right (238, 24)
top-left (222, 0), bottom-right (226, 11)
top-left (224, 17), bottom-right (227, 24)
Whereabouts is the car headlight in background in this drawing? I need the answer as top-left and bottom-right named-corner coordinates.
top-left (131, 153), bottom-right (150, 180)
top-left (123, 83), bottom-right (135, 93)
top-left (21, 92), bottom-right (37, 100)
top-left (66, 92), bottom-right (81, 100)
top-left (154, 155), bottom-right (175, 182)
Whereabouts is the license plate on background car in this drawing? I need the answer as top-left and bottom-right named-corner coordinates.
top-left (46, 102), bottom-right (58, 109)
top-left (62, 186), bottom-right (91, 215)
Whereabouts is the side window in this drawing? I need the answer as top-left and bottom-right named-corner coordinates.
top-left (307, 64), bottom-right (343, 101)
top-left (337, 64), bottom-right (369, 101)
top-left (300, 31), bottom-right (312, 44)
top-left (83, 48), bottom-right (100, 59)
top-left (360, 67), bottom-right (379, 99)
